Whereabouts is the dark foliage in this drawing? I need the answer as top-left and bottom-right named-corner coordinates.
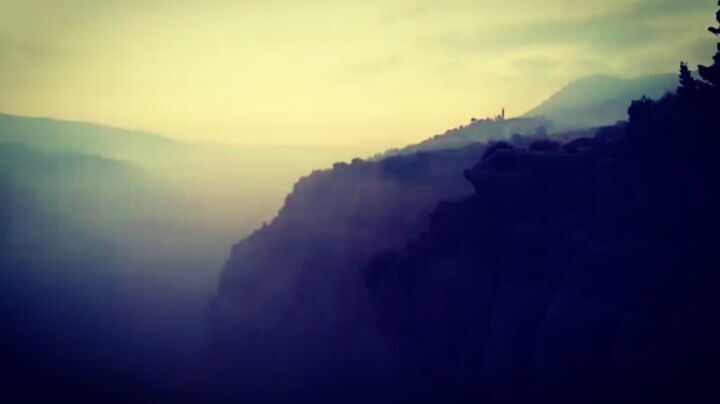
top-left (528, 139), bottom-right (561, 152)
top-left (362, 7), bottom-right (720, 403)
top-left (481, 141), bottom-right (515, 162)
top-left (210, 4), bottom-right (720, 403)
top-left (210, 128), bottom-right (592, 402)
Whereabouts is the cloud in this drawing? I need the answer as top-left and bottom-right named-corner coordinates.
top-left (0, 0), bottom-right (716, 145)
top-left (626, 0), bottom-right (712, 17)
top-left (510, 56), bottom-right (562, 75)
top-left (434, 1), bottom-right (710, 51)
top-left (417, 0), bottom-right (714, 79)
top-left (687, 37), bottom-right (718, 65)
top-left (0, 35), bottom-right (71, 63)
top-left (346, 54), bottom-right (405, 75)
top-left (381, 2), bottom-right (428, 24)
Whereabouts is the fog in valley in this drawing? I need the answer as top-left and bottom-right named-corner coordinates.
top-left (0, 114), bottom-right (374, 399)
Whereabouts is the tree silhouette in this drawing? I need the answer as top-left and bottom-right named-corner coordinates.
top-left (698, 1), bottom-right (720, 89)
top-left (710, 1), bottom-right (720, 36)
top-left (678, 62), bottom-right (699, 97)
top-left (626, 1), bottom-right (720, 166)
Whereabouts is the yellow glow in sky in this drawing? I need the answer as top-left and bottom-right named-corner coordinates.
top-left (0, 0), bottom-right (714, 148)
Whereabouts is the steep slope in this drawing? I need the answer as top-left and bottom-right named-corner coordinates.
top-left (212, 14), bottom-right (720, 399)
top-left (210, 127), bottom-right (594, 401)
top-left (364, 126), bottom-right (718, 402)
top-left (211, 147), bottom-right (481, 397)
top-left (362, 56), bottom-right (720, 401)
top-left (524, 74), bottom-right (678, 130)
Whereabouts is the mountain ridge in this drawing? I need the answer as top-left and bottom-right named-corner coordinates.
top-left (523, 73), bottom-right (679, 130)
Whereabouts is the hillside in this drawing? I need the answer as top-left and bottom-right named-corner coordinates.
top-left (524, 73), bottom-right (678, 131)
top-left (0, 112), bottom-right (376, 236)
top-left (0, 113), bottom-right (174, 162)
top-left (377, 116), bottom-right (551, 158)
top-left (375, 73), bottom-right (677, 160)
top-left (212, 9), bottom-right (720, 401)
top-left (361, 74), bottom-right (720, 399)
top-left (210, 127), bottom-right (594, 401)
top-left (213, 87), bottom-right (719, 402)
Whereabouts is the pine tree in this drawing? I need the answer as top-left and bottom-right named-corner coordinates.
top-left (698, 1), bottom-right (720, 88)
top-left (678, 62), bottom-right (699, 97)
top-left (710, 1), bottom-right (720, 36)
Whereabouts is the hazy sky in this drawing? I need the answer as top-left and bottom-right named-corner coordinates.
top-left (0, 0), bottom-right (715, 148)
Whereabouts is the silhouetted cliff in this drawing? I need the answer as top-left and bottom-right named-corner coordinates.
top-left (212, 7), bottom-right (720, 402)
top-left (211, 129), bottom-right (593, 401)
top-left (364, 126), bottom-right (718, 402)
top-left (362, 30), bottom-right (720, 403)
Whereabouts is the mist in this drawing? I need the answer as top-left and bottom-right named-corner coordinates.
top-left (2, 1), bottom-right (719, 399)
top-left (0, 115), bottom-right (374, 401)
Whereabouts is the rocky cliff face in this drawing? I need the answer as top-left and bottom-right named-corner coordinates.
top-left (211, 27), bottom-right (720, 400)
top-left (363, 121), bottom-right (719, 401)
top-left (211, 146), bottom-right (481, 397)
top-left (212, 116), bottom-right (719, 402)
top-left (209, 128), bottom-right (591, 400)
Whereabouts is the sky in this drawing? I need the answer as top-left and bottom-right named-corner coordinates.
top-left (0, 0), bottom-right (716, 148)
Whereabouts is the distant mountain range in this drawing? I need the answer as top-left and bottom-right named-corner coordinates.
top-left (523, 73), bottom-right (679, 131)
top-left (0, 71), bottom-right (678, 165)
top-left (0, 113), bottom-right (371, 401)
top-left (376, 72), bottom-right (678, 158)
top-left (0, 112), bottom-right (376, 235)
top-left (0, 113), bottom-right (174, 162)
